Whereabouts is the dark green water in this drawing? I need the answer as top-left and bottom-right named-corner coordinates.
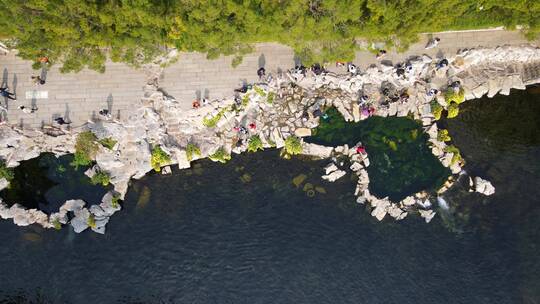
top-left (0, 88), bottom-right (539, 303)
top-left (0, 153), bottom-right (109, 213)
top-left (308, 108), bottom-right (450, 201)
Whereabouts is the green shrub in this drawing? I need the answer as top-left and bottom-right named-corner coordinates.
top-left (87, 214), bottom-right (96, 229)
top-left (267, 92), bottom-right (275, 104)
top-left (0, 160), bottom-right (14, 182)
top-left (209, 147), bottom-right (231, 163)
top-left (445, 88), bottom-right (465, 105)
top-left (430, 101), bottom-right (443, 121)
top-left (71, 131), bottom-right (99, 168)
top-left (111, 194), bottom-right (121, 209)
top-left (151, 145), bottom-right (171, 172)
top-left (91, 170), bottom-right (110, 186)
top-left (52, 218), bottom-right (62, 230)
top-left (284, 136), bottom-right (303, 155)
top-left (254, 86), bottom-right (266, 97)
top-left (247, 135), bottom-right (264, 152)
top-left (202, 108), bottom-right (227, 128)
top-left (186, 143), bottom-right (201, 162)
top-left (437, 129), bottom-right (452, 142)
top-left (447, 102), bottom-right (460, 118)
top-left (99, 137), bottom-right (117, 150)
top-left (444, 145), bottom-right (463, 165)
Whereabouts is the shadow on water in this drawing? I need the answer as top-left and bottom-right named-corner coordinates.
top-left (306, 107), bottom-right (450, 201)
top-left (0, 153), bottom-right (109, 213)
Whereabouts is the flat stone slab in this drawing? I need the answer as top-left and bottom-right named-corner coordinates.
top-left (25, 90), bottom-right (48, 99)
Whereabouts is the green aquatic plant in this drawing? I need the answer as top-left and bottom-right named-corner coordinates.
top-left (151, 145), bottom-right (171, 172)
top-left (99, 137), bottom-right (117, 150)
top-left (247, 135), bottom-right (264, 152)
top-left (444, 145), bottom-right (463, 166)
top-left (0, 160), bottom-right (14, 182)
top-left (447, 102), bottom-right (460, 119)
top-left (437, 129), bottom-right (452, 142)
top-left (52, 218), bottom-right (62, 230)
top-left (202, 108), bottom-right (227, 128)
top-left (283, 136), bottom-right (303, 156)
top-left (430, 101), bottom-right (443, 120)
top-left (87, 214), bottom-right (96, 229)
top-left (445, 88), bottom-right (465, 105)
top-left (209, 147), bottom-right (231, 164)
top-left (186, 143), bottom-right (201, 162)
top-left (90, 170), bottom-right (110, 186)
top-left (71, 131), bottom-right (99, 168)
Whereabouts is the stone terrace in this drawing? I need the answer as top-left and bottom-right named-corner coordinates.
top-left (1, 29), bottom-right (538, 128)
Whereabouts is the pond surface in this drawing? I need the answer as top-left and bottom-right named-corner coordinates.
top-left (0, 88), bottom-right (539, 303)
top-left (0, 153), bottom-right (109, 213)
top-left (307, 108), bottom-right (450, 201)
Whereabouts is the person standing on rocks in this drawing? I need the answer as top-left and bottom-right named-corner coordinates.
top-left (425, 37), bottom-right (440, 49)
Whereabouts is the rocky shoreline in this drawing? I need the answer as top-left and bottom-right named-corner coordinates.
top-left (1, 45), bottom-right (539, 233)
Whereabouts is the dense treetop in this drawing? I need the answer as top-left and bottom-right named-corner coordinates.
top-left (1, 0), bottom-right (538, 72)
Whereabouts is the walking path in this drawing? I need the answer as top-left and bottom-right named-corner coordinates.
top-left (1, 29), bottom-right (538, 128)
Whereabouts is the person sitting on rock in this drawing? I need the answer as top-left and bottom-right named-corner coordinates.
top-left (257, 67), bottom-right (266, 79)
top-left (248, 123), bottom-right (256, 130)
top-left (395, 65), bottom-right (405, 78)
top-left (436, 58), bottom-right (449, 69)
top-left (336, 61), bottom-right (346, 67)
top-left (99, 109), bottom-right (112, 119)
top-left (450, 80), bottom-right (461, 92)
top-left (399, 92), bottom-right (409, 103)
top-left (356, 146), bottom-right (366, 154)
top-left (31, 75), bottom-right (46, 85)
top-left (234, 84), bottom-right (251, 93)
top-left (239, 126), bottom-right (248, 135)
top-left (347, 63), bottom-right (358, 75)
top-left (376, 49), bottom-right (387, 59)
top-left (425, 37), bottom-right (440, 49)
top-left (192, 100), bottom-right (200, 108)
top-left (427, 88), bottom-right (439, 97)
top-left (358, 95), bottom-right (369, 105)
top-left (18, 105), bottom-right (38, 113)
top-left (312, 108), bottom-right (323, 118)
top-left (311, 63), bottom-right (324, 76)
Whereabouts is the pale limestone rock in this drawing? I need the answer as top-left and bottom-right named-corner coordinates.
top-left (324, 163), bottom-right (338, 175)
top-left (419, 209), bottom-right (436, 223)
top-left (294, 128), bottom-right (312, 137)
top-left (301, 143), bottom-right (333, 159)
top-left (322, 169), bottom-right (346, 182)
top-left (161, 166), bottom-right (172, 175)
top-left (472, 176), bottom-right (495, 196)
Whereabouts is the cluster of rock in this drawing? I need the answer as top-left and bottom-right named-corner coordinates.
top-left (1, 44), bottom-right (539, 232)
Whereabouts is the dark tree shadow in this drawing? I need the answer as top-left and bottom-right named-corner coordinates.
top-left (107, 93), bottom-right (113, 112)
top-left (31, 97), bottom-right (37, 110)
top-left (436, 50), bottom-right (444, 59)
top-left (195, 89), bottom-right (201, 100)
top-left (293, 55), bottom-right (302, 67)
top-left (258, 54), bottom-right (266, 69)
top-left (380, 59), bottom-right (393, 67)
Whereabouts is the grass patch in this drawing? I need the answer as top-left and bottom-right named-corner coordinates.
top-left (71, 131), bottom-right (99, 168)
top-left (186, 143), bottom-right (201, 162)
top-left (99, 137), bottom-right (117, 150)
top-left (151, 145), bottom-right (171, 172)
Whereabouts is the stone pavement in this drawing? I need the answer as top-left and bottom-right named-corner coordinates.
top-left (1, 28), bottom-right (538, 128)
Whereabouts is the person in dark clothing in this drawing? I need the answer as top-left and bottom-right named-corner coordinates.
top-left (234, 84), bottom-right (252, 93)
top-left (436, 58), bottom-right (449, 69)
top-left (257, 67), bottom-right (266, 79)
top-left (312, 108), bottom-right (323, 118)
top-left (311, 63), bottom-right (324, 75)
top-left (0, 87), bottom-right (16, 100)
top-left (396, 66), bottom-right (405, 78)
top-left (54, 117), bottom-right (70, 125)
top-left (31, 75), bottom-right (46, 85)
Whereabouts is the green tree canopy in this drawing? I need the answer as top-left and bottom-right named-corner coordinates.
top-left (1, 0), bottom-right (538, 73)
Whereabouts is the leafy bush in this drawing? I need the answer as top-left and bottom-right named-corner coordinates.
top-left (0, 160), bottom-right (14, 182)
top-left (444, 145), bottom-right (463, 165)
top-left (430, 101), bottom-right (443, 120)
top-left (99, 137), bottom-right (117, 150)
top-left (151, 145), bottom-right (171, 172)
top-left (254, 86), bottom-right (266, 97)
top-left (209, 147), bottom-right (231, 163)
top-left (52, 218), bottom-right (62, 230)
top-left (247, 135), bottom-right (264, 152)
top-left (186, 143), bottom-right (201, 162)
top-left (447, 102), bottom-right (460, 118)
top-left (445, 88), bottom-right (465, 104)
top-left (91, 170), bottom-right (110, 186)
top-left (437, 129), bottom-right (452, 142)
top-left (267, 92), bottom-right (275, 104)
top-left (284, 136), bottom-right (303, 155)
top-left (111, 194), bottom-right (121, 209)
top-left (71, 131), bottom-right (99, 168)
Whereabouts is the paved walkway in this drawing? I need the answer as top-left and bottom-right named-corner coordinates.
top-left (1, 29), bottom-right (538, 128)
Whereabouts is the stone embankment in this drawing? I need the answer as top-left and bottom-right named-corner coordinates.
top-left (1, 45), bottom-right (539, 233)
